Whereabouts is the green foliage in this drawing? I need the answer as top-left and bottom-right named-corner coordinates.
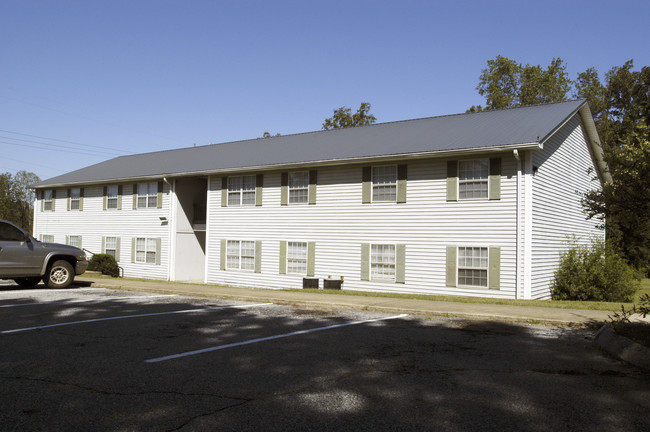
top-left (0, 170), bottom-right (40, 232)
top-left (262, 131), bottom-right (281, 138)
top-left (551, 237), bottom-right (640, 302)
top-left (472, 55), bottom-right (571, 111)
top-left (87, 254), bottom-right (120, 277)
top-left (322, 102), bottom-right (377, 130)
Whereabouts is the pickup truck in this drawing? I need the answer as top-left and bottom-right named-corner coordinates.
top-left (0, 219), bottom-right (88, 289)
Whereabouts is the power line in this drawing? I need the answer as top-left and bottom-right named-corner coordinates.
top-left (0, 135), bottom-right (123, 157)
top-left (0, 140), bottom-right (116, 158)
top-left (0, 129), bottom-right (130, 154)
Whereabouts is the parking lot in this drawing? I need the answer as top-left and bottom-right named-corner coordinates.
top-left (1, 285), bottom-right (649, 431)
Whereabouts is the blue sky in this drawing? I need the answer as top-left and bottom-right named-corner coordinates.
top-left (2, 0), bottom-right (649, 181)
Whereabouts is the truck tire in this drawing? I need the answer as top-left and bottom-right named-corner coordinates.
top-left (45, 260), bottom-right (75, 289)
top-left (14, 277), bottom-right (41, 288)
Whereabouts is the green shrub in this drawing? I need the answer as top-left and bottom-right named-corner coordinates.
top-left (551, 237), bottom-right (640, 302)
top-left (87, 254), bottom-right (119, 277)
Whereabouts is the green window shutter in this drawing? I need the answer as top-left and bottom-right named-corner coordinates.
top-left (396, 244), bottom-right (406, 283)
top-left (116, 237), bottom-right (121, 262)
top-left (220, 239), bottom-right (226, 270)
top-left (79, 188), bottom-right (84, 211)
top-left (133, 184), bottom-right (138, 209)
top-left (78, 236), bottom-right (83, 249)
top-left (307, 242), bottom-right (316, 276)
top-left (446, 161), bottom-right (458, 202)
top-left (362, 166), bottom-right (372, 204)
top-left (446, 246), bottom-right (457, 287)
top-left (255, 174), bottom-right (263, 206)
top-left (131, 238), bottom-right (136, 263)
top-left (308, 170), bottom-right (317, 205)
top-left (489, 158), bottom-right (501, 200)
top-left (157, 181), bottom-right (163, 209)
top-left (221, 177), bottom-right (228, 207)
top-left (360, 243), bottom-right (370, 281)
top-left (489, 247), bottom-right (501, 290)
top-left (101, 236), bottom-right (106, 253)
top-left (67, 189), bottom-right (71, 211)
top-left (65, 235), bottom-right (69, 245)
top-left (51, 189), bottom-right (56, 211)
top-left (280, 172), bottom-right (288, 206)
top-left (397, 164), bottom-right (407, 204)
top-left (254, 240), bottom-right (262, 273)
top-left (155, 238), bottom-right (161, 265)
top-left (103, 187), bottom-right (108, 210)
top-left (117, 185), bottom-right (123, 210)
top-left (279, 241), bottom-right (287, 274)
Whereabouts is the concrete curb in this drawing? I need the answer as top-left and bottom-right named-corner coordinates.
top-left (594, 324), bottom-right (650, 371)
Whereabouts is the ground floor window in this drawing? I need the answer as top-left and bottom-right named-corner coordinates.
top-left (41, 234), bottom-right (54, 243)
top-left (104, 236), bottom-right (118, 260)
top-left (458, 247), bottom-right (488, 287)
top-left (371, 244), bottom-right (396, 281)
top-left (135, 237), bottom-right (157, 264)
top-left (67, 235), bottom-right (82, 249)
top-left (226, 240), bottom-right (255, 271)
top-left (287, 241), bottom-right (307, 274)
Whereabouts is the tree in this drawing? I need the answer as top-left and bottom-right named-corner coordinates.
top-left (0, 170), bottom-right (40, 232)
top-left (322, 102), bottom-right (377, 130)
top-left (262, 132), bottom-right (281, 138)
top-left (471, 56), bottom-right (572, 111)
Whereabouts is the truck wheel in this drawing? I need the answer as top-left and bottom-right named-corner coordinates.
top-left (14, 277), bottom-right (41, 288)
top-left (45, 260), bottom-right (75, 289)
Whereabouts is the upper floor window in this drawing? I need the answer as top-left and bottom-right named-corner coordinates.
top-left (69, 188), bottom-right (81, 210)
top-left (228, 175), bottom-right (256, 206)
top-left (138, 182), bottom-right (158, 208)
top-left (107, 185), bottom-right (119, 209)
top-left (458, 247), bottom-right (488, 287)
top-left (289, 171), bottom-right (309, 204)
top-left (459, 159), bottom-right (488, 200)
top-left (372, 166), bottom-right (397, 202)
top-left (43, 190), bottom-right (53, 211)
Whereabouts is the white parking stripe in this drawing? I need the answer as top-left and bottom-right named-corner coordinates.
top-left (0, 294), bottom-right (177, 308)
top-left (145, 314), bottom-right (408, 363)
top-left (1, 303), bottom-right (269, 334)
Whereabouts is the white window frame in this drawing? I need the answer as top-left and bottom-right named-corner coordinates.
top-left (287, 241), bottom-right (308, 275)
top-left (370, 244), bottom-right (396, 281)
top-left (107, 185), bottom-right (119, 209)
top-left (227, 175), bottom-right (256, 206)
top-left (69, 188), bottom-right (81, 210)
top-left (67, 235), bottom-right (82, 248)
top-left (105, 236), bottom-right (118, 260)
top-left (458, 159), bottom-right (489, 200)
top-left (135, 237), bottom-right (157, 264)
top-left (137, 182), bottom-right (158, 208)
top-left (226, 240), bottom-right (256, 271)
top-left (289, 171), bottom-right (309, 204)
top-left (457, 247), bottom-right (488, 288)
top-left (43, 190), bottom-right (53, 211)
top-left (372, 166), bottom-right (397, 202)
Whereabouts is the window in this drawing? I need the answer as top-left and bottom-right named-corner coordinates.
top-left (43, 190), bottom-right (53, 211)
top-left (138, 183), bottom-right (158, 208)
top-left (226, 240), bottom-right (255, 271)
top-left (69, 188), bottom-right (81, 210)
top-left (107, 185), bottom-right (119, 209)
top-left (371, 244), bottom-right (396, 281)
top-left (289, 172), bottom-right (309, 204)
top-left (458, 247), bottom-right (488, 287)
top-left (372, 166), bottom-right (397, 202)
top-left (41, 234), bottom-right (54, 243)
top-left (287, 241), bottom-right (307, 274)
top-left (105, 236), bottom-right (118, 260)
top-left (459, 159), bottom-right (488, 199)
top-left (0, 221), bottom-right (25, 241)
top-left (135, 237), bottom-right (158, 264)
top-left (67, 235), bottom-right (82, 248)
top-left (228, 175), bottom-right (256, 206)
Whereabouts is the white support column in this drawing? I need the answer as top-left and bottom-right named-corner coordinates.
top-left (168, 178), bottom-right (177, 281)
top-left (523, 152), bottom-right (533, 299)
top-left (203, 175), bottom-right (212, 284)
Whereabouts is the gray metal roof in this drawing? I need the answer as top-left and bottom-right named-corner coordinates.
top-left (35, 100), bottom-right (587, 187)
